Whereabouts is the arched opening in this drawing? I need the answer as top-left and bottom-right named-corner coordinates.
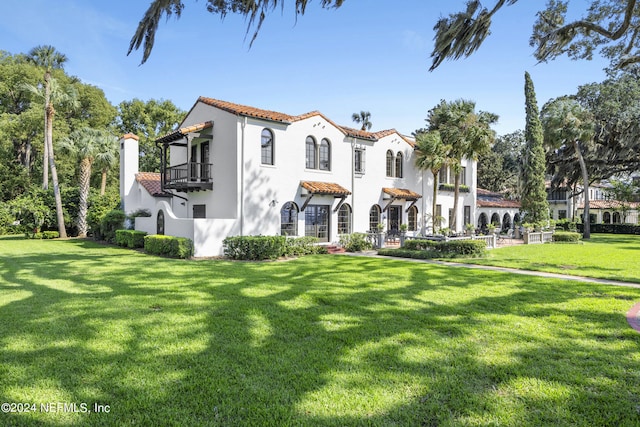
top-left (603, 211), bottom-right (611, 224)
top-left (490, 213), bottom-right (501, 227)
top-left (337, 204), bottom-right (352, 234)
top-left (156, 210), bottom-right (165, 235)
top-left (613, 212), bottom-right (621, 224)
top-left (280, 202), bottom-right (299, 236)
top-left (369, 205), bottom-right (381, 231)
top-left (502, 213), bottom-right (512, 231)
top-left (478, 213), bottom-right (488, 232)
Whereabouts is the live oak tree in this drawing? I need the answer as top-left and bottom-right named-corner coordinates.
top-left (129, 0), bottom-right (346, 64)
top-left (430, 0), bottom-right (640, 71)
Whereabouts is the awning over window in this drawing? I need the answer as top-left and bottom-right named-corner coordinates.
top-left (300, 181), bottom-right (351, 212)
top-left (300, 181), bottom-right (351, 196)
top-left (382, 187), bottom-right (422, 201)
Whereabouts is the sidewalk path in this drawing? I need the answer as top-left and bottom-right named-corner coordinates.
top-left (338, 251), bottom-right (640, 332)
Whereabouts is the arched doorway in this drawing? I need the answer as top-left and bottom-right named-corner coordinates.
top-left (478, 213), bottom-right (488, 232)
top-left (603, 211), bottom-right (611, 224)
top-left (490, 213), bottom-right (501, 228)
top-left (502, 213), bottom-right (512, 231)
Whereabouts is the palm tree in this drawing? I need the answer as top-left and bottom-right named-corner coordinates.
top-left (60, 128), bottom-right (115, 237)
top-left (94, 134), bottom-right (119, 195)
top-left (351, 111), bottom-right (372, 131)
top-left (541, 98), bottom-right (595, 238)
top-left (23, 77), bottom-right (78, 239)
top-left (428, 99), bottom-right (497, 231)
top-left (414, 130), bottom-right (450, 233)
top-left (26, 45), bottom-right (68, 190)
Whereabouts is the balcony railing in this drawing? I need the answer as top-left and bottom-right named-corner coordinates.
top-left (164, 162), bottom-right (213, 192)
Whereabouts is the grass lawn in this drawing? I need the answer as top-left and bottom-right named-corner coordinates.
top-left (463, 234), bottom-right (640, 284)
top-left (1, 237), bottom-right (640, 426)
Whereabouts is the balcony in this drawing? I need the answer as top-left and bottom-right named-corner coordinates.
top-left (163, 162), bottom-right (213, 192)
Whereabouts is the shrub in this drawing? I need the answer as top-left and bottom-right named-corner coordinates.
top-left (115, 229), bottom-right (148, 248)
top-left (555, 219), bottom-right (578, 232)
top-left (383, 238), bottom-right (486, 259)
top-left (285, 236), bottom-right (327, 256)
top-left (0, 204), bottom-right (13, 235)
top-left (577, 223), bottom-right (640, 235)
top-left (100, 210), bottom-right (126, 243)
top-left (552, 231), bottom-right (582, 242)
top-left (27, 231), bottom-right (60, 239)
top-left (144, 235), bottom-right (194, 259)
top-left (86, 189), bottom-right (120, 239)
top-left (403, 239), bottom-right (438, 251)
top-left (223, 235), bottom-right (287, 260)
top-left (339, 233), bottom-right (373, 252)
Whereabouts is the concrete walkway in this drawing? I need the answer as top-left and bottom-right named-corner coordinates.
top-left (338, 250), bottom-right (640, 333)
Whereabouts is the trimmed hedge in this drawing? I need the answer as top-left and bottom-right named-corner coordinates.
top-left (144, 235), bottom-right (194, 259)
top-left (380, 238), bottom-right (487, 260)
top-left (27, 231), bottom-right (60, 240)
top-left (115, 229), bottom-right (148, 248)
top-left (223, 235), bottom-right (328, 260)
top-left (552, 231), bottom-right (582, 243)
top-left (577, 223), bottom-right (640, 235)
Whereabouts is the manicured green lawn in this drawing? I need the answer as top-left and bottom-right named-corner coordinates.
top-left (464, 234), bottom-right (640, 284)
top-left (1, 237), bottom-right (640, 426)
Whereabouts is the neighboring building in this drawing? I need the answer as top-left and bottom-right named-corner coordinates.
top-left (547, 180), bottom-right (640, 224)
top-left (120, 97), bottom-right (478, 256)
top-left (476, 188), bottom-right (521, 231)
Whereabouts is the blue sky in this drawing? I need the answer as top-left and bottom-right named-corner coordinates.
top-left (2, 0), bottom-right (609, 136)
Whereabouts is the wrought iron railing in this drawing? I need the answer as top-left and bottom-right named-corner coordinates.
top-left (164, 162), bottom-right (212, 187)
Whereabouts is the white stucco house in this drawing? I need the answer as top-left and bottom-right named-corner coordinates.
top-left (120, 97), bottom-right (478, 256)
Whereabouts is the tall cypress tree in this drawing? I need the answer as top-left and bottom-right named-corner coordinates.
top-left (521, 72), bottom-right (549, 224)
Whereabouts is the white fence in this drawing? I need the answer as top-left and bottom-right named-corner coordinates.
top-left (523, 231), bottom-right (554, 244)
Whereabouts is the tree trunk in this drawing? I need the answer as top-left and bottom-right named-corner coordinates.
top-left (77, 157), bottom-right (92, 238)
top-left (47, 105), bottom-right (67, 239)
top-left (42, 71), bottom-right (51, 190)
top-left (100, 168), bottom-right (108, 196)
top-left (574, 140), bottom-right (590, 239)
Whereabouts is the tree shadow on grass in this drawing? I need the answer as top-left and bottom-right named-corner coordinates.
top-left (1, 241), bottom-right (640, 426)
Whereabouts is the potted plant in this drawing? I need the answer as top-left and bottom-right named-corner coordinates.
top-left (465, 222), bottom-right (475, 236)
top-left (399, 223), bottom-right (408, 245)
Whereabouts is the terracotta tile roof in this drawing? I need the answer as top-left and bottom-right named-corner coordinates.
top-left (339, 126), bottom-right (415, 146)
top-left (578, 200), bottom-right (640, 209)
top-left (157, 121), bottom-right (213, 144)
top-left (382, 187), bottom-right (422, 201)
top-left (477, 199), bottom-right (522, 208)
top-left (300, 181), bottom-right (351, 196)
top-left (136, 172), bottom-right (163, 196)
top-left (122, 133), bottom-right (139, 141)
top-left (198, 97), bottom-right (415, 146)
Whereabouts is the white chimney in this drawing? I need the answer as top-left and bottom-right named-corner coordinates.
top-left (119, 133), bottom-right (140, 213)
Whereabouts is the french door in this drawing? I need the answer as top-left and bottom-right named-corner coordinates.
top-left (305, 205), bottom-right (330, 242)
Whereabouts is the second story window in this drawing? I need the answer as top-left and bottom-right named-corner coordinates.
top-left (395, 152), bottom-right (403, 178)
top-left (261, 128), bottom-right (274, 165)
top-left (319, 138), bottom-right (331, 171)
top-left (386, 150), bottom-right (394, 177)
top-left (354, 148), bottom-right (365, 174)
top-left (305, 136), bottom-right (317, 169)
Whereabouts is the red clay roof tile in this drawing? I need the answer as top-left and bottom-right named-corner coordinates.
top-left (300, 181), bottom-right (351, 196)
top-left (382, 188), bottom-right (422, 200)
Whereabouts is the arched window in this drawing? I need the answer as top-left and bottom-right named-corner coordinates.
top-left (305, 136), bottom-right (317, 169)
top-left (261, 128), bottom-right (274, 165)
top-left (395, 152), bottom-right (403, 178)
top-left (386, 150), bottom-right (394, 177)
top-left (156, 210), bottom-right (165, 235)
top-left (319, 138), bottom-right (331, 171)
top-left (337, 204), bottom-right (352, 234)
top-left (280, 202), bottom-right (299, 236)
top-left (603, 212), bottom-right (611, 223)
top-left (369, 205), bottom-right (381, 231)
top-left (408, 205), bottom-right (418, 231)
